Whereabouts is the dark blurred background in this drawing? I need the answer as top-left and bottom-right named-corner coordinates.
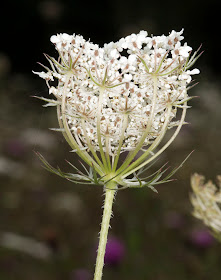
top-left (1, 1), bottom-right (221, 280)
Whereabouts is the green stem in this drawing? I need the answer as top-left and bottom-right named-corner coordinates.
top-left (112, 114), bottom-right (128, 172)
top-left (97, 88), bottom-right (108, 170)
top-left (93, 180), bottom-right (117, 280)
top-left (60, 73), bottom-right (103, 175)
top-left (105, 135), bottom-right (112, 171)
top-left (121, 105), bottom-right (172, 178)
top-left (115, 75), bottom-right (158, 175)
top-left (122, 100), bottom-right (187, 178)
top-left (81, 118), bottom-right (104, 168)
top-left (57, 105), bottom-right (76, 149)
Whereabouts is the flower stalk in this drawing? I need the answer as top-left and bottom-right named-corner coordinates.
top-left (115, 74), bottom-right (158, 175)
top-left (94, 181), bottom-right (117, 280)
top-left (97, 87), bottom-right (108, 170)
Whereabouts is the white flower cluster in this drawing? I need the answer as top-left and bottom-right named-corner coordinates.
top-left (34, 29), bottom-right (199, 156)
top-left (191, 173), bottom-right (221, 234)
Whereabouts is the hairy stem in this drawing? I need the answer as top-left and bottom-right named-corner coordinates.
top-left (94, 180), bottom-right (117, 280)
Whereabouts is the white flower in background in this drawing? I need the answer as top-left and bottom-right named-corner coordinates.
top-left (190, 173), bottom-right (221, 241)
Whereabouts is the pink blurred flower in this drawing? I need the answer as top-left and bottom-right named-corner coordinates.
top-left (189, 229), bottom-right (215, 248)
top-left (104, 236), bottom-right (126, 266)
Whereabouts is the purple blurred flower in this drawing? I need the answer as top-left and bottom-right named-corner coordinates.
top-left (104, 236), bottom-right (125, 266)
top-left (189, 229), bottom-right (215, 248)
top-left (70, 269), bottom-right (91, 280)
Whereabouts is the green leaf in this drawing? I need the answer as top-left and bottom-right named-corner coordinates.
top-left (162, 150), bottom-right (194, 182)
top-left (174, 96), bottom-right (198, 105)
top-left (79, 160), bottom-right (90, 176)
top-left (137, 157), bottom-right (159, 176)
top-left (32, 96), bottom-right (60, 106)
top-left (65, 160), bottom-right (86, 176)
top-left (91, 163), bottom-right (98, 184)
top-left (44, 53), bottom-right (67, 72)
top-left (37, 62), bottom-right (51, 72)
top-left (49, 128), bottom-right (65, 132)
top-left (147, 185), bottom-right (158, 193)
top-left (35, 152), bottom-right (91, 183)
top-left (137, 55), bottom-right (150, 73)
top-left (140, 162), bottom-right (168, 180)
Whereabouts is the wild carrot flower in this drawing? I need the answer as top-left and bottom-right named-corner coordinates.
top-left (34, 29), bottom-right (200, 280)
top-left (190, 173), bottom-right (221, 242)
